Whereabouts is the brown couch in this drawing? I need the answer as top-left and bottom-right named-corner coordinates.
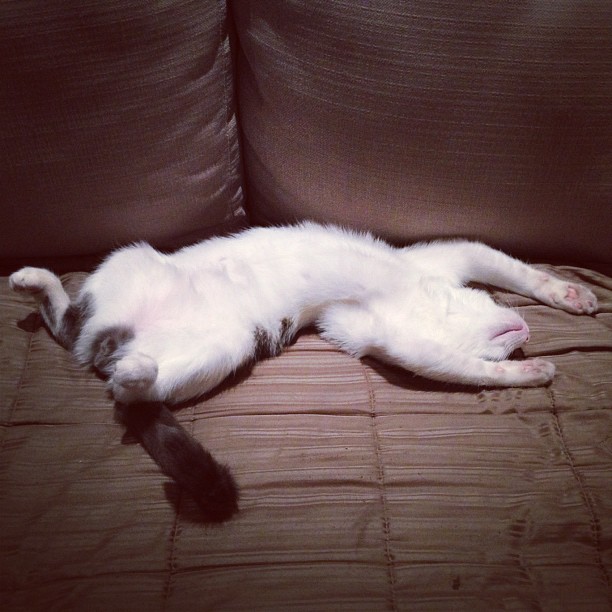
top-left (2, 2), bottom-right (611, 610)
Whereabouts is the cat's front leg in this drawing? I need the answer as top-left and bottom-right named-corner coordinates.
top-left (370, 337), bottom-right (556, 388)
top-left (529, 273), bottom-right (598, 314)
top-left (484, 357), bottom-right (556, 387)
top-left (434, 242), bottom-right (598, 315)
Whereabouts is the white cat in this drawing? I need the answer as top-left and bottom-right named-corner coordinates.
top-left (9, 223), bottom-right (598, 520)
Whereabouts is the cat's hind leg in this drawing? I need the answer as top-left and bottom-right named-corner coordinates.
top-left (9, 267), bottom-right (87, 349)
top-left (110, 325), bottom-right (258, 404)
top-left (110, 353), bottom-right (159, 404)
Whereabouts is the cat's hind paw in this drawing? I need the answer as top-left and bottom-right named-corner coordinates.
top-left (9, 267), bottom-right (61, 296)
top-left (113, 353), bottom-right (158, 389)
top-left (111, 353), bottom-right (158, 402)
top-left (535, 275), bottom-right (597, 315)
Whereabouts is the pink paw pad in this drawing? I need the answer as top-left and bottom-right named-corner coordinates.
top-left (566, 286), bottom-right (578, 300)
top-left (521, 360), bottom-right (546, 373)
top-left (565, 283), bottom-right (597, 314)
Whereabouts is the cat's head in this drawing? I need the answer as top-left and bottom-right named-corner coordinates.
top-left (441, 286), bottom-right (530, 361)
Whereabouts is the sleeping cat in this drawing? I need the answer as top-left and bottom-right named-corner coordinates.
top-left (10, 223), bottom-right (598, 520)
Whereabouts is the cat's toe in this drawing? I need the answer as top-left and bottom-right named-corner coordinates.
top-left (562, 283), bottom-right (598, 314)
top-left (519, 358), bottom-right (556, 385)
top-left (492, 358), bottom-right (555, 387)
top-left (537, 276), bottom-right (598, 315)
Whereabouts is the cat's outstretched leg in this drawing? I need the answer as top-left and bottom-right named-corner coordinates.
top-left (467, 244), bottom-right (597, 314)
top-left (9, 267), bottom-right (85, 349)
top-left (374, 339), bottom-right (556, 388)
top-left (320, 305), bottom-right (555, 387)
top-left (416, 242), bottom-right (598, 315)
top-left (526, 273), bottom-right (598, 314)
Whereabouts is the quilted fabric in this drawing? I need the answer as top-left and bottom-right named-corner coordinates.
top-left (1, 265), bottom-right (611, 611)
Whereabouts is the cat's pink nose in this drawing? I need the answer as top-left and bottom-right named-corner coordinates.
top-left (491, 319), bottom-right (530, 344)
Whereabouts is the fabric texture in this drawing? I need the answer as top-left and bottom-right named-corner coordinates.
top-left (234, 0), bottom-right (612, 266)
top-left (0, 0), bottom-right (245, 259)
top-left (1, 266), bottom-right (611, 610)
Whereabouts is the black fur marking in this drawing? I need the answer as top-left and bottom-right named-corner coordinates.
top-left (279, 316), bottom-right (295, 346)
top-left (55, 293), bottom-right (94, 350)
top-left (254, 327), bottom-right (277, 360)
top-left (117, 402), bottom-right (239, 522)
top-left (253, 317), bottom-right (296, 360)
top-left (41, 295), bottom-right (56, 329)
top-left (92, 326), bottom-right (135, 377)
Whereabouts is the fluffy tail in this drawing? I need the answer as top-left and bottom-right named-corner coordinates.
top-left (117, 402), bottom-right (239, 522)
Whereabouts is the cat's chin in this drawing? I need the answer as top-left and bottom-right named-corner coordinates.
top-left (486, 321), bottom-right (530, 358)
top-left (491, 324), bottom-right (529, 343)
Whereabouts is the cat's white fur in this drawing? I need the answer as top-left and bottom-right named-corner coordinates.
top-left (10, 223), bottom-right (598, 404)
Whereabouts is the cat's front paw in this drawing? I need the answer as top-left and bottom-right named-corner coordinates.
top-left (492, 358), bottom-right (555, 387)
top-left (535, 275), bottom-right (597, 315)
top-left (9, 267), bottom-right (58, 296)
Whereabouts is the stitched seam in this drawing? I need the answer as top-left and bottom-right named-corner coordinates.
top-left (219, 0), bottom-right (242, 221)
top-left (161, 508), bottom-right (180, 611)
top-left (362, 363), bottom-right (398, 612)
top-left (548, 388), bottom-right (611, 596)
top-left (220, 0), bottom-right (231, 194)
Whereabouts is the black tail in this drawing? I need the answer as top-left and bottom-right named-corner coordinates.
top-left (117, 402), bottom-right (239, 522)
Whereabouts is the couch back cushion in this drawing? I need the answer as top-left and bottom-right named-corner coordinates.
top-left (234, 1), bottom-right (611, 265)
top-left (1, 0), bottom-right (245, 260)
